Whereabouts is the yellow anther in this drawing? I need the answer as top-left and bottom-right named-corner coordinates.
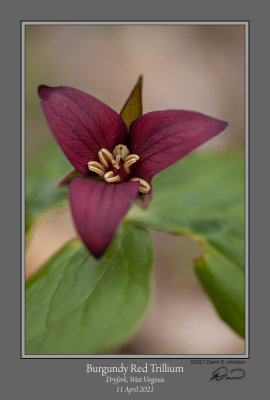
top-left (106, 175), bottom-right (121, 183)
top-left (124, 154), bottom-right (140, 163)
top-left (88, 161), bottom-right (106, 177)
top-left (123, 154), bottom-right (140, 174)
top-left (130, 177), bottom-right (151, 194)
top-left (112, 154), bottom-right (122, 169)
top-left (104, 171), bottom-right (121, 183)
top-left (98, 148), bottom-right (114, 169)
top-left (88, 161), bottom-right (106, 172)
top-left (104, 171), bottom-right (114, 179)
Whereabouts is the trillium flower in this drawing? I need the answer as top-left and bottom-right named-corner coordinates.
top-left (38, 78), bottom-right (228, 258)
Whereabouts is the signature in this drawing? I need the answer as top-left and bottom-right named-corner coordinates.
top-left (210, 366), bottom-right (245, 381)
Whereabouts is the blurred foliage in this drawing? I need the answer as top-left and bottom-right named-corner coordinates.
top-left (128, 151), bottom-right (245, 337)
top-left (26, 223), bottom-right (154, 354)
top-left (25, 140), bottom-right (71, 241)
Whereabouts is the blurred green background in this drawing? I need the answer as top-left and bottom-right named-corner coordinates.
top-left (25, 24), bottom-right (245, 354)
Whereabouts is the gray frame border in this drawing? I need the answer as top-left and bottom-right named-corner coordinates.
top-left (22, 20), bottom-right (249, 359)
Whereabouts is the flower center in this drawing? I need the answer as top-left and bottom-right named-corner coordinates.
top-left (88, 144), bottom-right (151, 194)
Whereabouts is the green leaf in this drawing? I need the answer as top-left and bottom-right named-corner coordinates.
top-left (195, 243), bottom-right (245, 337)
top-left (25, 222), bottom-right (154, 354)
top-left (127, 151), bottom-right (245, 337)
top-left (120, 76), bottom-right (143, 130)
top-left (26, 140), bottom-right (71, 239)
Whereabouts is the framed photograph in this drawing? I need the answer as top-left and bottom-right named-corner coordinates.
top-left (23, 23), bottom-right (247, 362)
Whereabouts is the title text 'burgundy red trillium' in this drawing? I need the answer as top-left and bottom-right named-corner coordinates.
top-left (38, 81), bottom-right (228, 258)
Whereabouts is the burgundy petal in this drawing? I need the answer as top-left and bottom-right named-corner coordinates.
top-left (69, 178), bottom-right (140, 258)
top-left (38, 85), bottom-right (127, 176)
top-left (130, 110), bottom-right (228, 181)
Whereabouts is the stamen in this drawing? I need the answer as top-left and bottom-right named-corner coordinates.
top-left (98, 148), bottom-right (114, 169)
top-left (124, 154), bottom-right (140, 163)
top-left (88, 161), bottom-right (106, 172)
top-left (130, 177), bottom-right (151, 194)
top-left (104, 171), bottom-right (121, 183)
top-left (106, 175), bottom-right (121, 183)
top-left (104, 171), bottom-right (114, 179)
top-left (88, 161), bottom-right (106, 177)
top-left (123, 154), bottom-right (140, 174)
top-left (112, 154), bottom-right (122, 169)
